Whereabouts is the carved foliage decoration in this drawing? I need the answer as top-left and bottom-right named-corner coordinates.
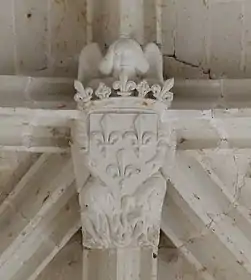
top-left (80, 173), bottom-right (166, 249)
top-left (73, 38), bottom-right (175, 249)
top-left (76, 110), bottom-right (171, 249)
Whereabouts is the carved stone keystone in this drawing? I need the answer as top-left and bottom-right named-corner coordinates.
top-left (71, 38), bottom-right (175, 280)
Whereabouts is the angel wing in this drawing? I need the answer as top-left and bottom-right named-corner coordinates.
top-left (78, 43), bottom-right (103, 85)
top-left (143, 43), bottom-right (164, 84)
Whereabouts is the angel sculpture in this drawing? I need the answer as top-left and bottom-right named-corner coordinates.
top-left (77, 38), bottom-right (165, 89)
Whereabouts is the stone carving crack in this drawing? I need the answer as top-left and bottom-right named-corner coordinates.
top-left (164, 51), bottom-right (213, 79)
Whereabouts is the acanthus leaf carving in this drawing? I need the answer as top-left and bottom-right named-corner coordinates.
top-left (80, 172), bottom-right (166, 249)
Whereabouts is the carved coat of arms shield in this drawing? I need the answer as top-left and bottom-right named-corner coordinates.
top-left (87, 110), bottom-right (168, 195)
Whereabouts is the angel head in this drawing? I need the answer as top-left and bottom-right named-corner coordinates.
top-left (99, 38), bottom-right (149, 79)
top-left (78, 38), bottom-right (164, 85)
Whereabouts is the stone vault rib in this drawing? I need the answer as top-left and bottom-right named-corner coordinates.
top-left (191, 150), bottom-right (251, 246)
top-left (161, 151), bottom-right (251, 280)
top-left (2, 150), bottom-right (251, 280)
top-left (0, 153), bottom-right (80, 280)
top-left (161, 192), bottom-right (216, 280)
top-left (3, 107), bottom-right (251, 152)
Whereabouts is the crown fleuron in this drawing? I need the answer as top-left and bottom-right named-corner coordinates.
top-left (74, 77), bottom-right (174, 108)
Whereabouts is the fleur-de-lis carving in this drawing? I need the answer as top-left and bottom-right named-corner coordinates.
top-left (124, 165), bottom-right (140, 178)
top-left (95, 82), bottom-right (112, 99)
top-left (123, 131), bottom-right (138, 146)
top-left (108, 131), bottom-right (122, 145)
top-left (151, 78), bottom-right (174, 104)
top-left (142, 132), bottom-right (155, 145)
top-left (91, 130), bottom-right (122, 157)
top-left (106, 164), bottom-right (140, 181)
top-left (113, 74), bottom-right (137, 96)
top-left (74, 77), bottom-right (175, 109)
top-left (91, 132), bottom-right (106, 156)
top-left (122, 115), bottom-right (157, 159)
top-left (74, 80), bottom-right (93, 103)
top-left (136, 80), bottom-right (151, 97)
top-left (106, 149), bottom-right (140, 185)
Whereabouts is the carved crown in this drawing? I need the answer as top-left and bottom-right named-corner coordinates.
top-left (74, 77), bottom-right (174, 109)
top-left (74, 38), bottom-right (174, 110)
